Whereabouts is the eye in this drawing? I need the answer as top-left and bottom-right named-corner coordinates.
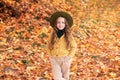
top-left (57, 22), bottom-right (60, 24)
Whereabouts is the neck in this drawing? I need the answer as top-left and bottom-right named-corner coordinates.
top-left (57, 29), bottom-right (65, 38)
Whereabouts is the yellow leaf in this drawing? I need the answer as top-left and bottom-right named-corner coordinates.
top-left (115, 56), bottom-right (120, 61)
top-left (0, 55), bottom-right (6, 59)
top-left (14, 50), bottom-right (21, 54)
top-left (71, 64), bottom-right (77, 72)
top-left (26, 66), bottom-right (36, 72)
top-left (44, 71), bottom-right (51, 79)
top-left (109, 72), bottom-right (117, 78)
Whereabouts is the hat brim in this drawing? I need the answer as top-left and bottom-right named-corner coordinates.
top-left (50, 11), bottom-right (73, 28)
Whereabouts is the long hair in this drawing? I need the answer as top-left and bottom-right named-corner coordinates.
top-left (49, 17), bottom-right (71, 50)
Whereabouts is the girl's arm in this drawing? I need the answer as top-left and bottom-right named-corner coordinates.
top-left (46, 30), bottom-right (53, 55)
top-left (68, 35), bottom-right (77, 58)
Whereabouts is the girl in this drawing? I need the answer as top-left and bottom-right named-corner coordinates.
top-left (47, 11), bottom-right (77, 80)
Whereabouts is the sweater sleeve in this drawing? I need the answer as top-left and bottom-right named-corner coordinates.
top-left (46, 31), bottom-right (52, 55)
top-left (68, 35), bottom-right (77, 58)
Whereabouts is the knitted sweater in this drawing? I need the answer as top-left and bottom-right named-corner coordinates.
top-left (47, 30), bottom-right (77, 58)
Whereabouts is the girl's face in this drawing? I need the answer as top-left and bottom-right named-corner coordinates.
top-left (56, 17), bottom-right (66, 30)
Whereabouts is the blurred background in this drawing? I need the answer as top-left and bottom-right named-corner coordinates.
top-left (0, 0), bottom-right (120, 80)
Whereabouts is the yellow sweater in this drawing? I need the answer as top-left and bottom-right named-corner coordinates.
top-left (47, 30), bottom-right (77, 58)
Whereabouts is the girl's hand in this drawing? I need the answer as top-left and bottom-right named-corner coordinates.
top-left (65, 56), bottom-right (71, 61)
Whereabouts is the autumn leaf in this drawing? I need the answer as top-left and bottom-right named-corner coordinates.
top-left (0, 0), bottom-right (120, 80)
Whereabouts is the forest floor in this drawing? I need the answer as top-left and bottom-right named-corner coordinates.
top-left (0, 0), bottom-right (120, 80)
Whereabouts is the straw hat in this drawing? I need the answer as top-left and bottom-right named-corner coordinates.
top-left (50, 11), bottom-right (73, 28)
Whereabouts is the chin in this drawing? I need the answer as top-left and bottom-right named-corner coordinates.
top-left (58, 28), bottom-right (64, 30)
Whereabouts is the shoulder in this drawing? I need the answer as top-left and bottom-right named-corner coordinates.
top-left (48, 28), bottom-right (57, 40)
top-left (48, 28), bottom-right (54, 37)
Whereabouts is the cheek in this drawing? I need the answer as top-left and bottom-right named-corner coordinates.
top-left (62, 24), bottom-right (66, 28)
top-left (56, 24), bottom-right (59, 28)
top-left (63, 25), bottom-right (65, 28)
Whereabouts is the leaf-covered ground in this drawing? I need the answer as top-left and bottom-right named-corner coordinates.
top-left (0, 0), bottom-right (120, 80)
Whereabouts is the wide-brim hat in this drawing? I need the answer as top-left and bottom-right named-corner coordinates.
top-left (50, 11), bottom-right (73, 28)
